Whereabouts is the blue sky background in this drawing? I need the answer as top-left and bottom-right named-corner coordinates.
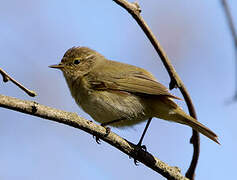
top-left (0, 0), bottom-right (237, 179)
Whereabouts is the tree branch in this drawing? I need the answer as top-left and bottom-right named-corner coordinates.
top-left (0, 94), bottom-right (188, 180)
top-left (113, 0), bottom-right (200, 179)
top-left (221, 0), bottom-right (237, 100)
top-left (0, 68), bottom-right (37, 97)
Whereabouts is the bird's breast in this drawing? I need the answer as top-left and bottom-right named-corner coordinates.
top-left (72, 83), bottom-right (149, 127)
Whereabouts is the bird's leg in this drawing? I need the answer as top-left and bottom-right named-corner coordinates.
top-left (101, 118), bottom-right (125, 127)
top-left (94, 118), bottom-right (125, 144)
top-left (137, 117), bottom-right (152, 149)
top-left (133, 117), bottom-right (152, 165)
top-left (101, 118), bottom-right (126, 136)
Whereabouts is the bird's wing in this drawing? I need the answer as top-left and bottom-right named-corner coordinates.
top-left (86, 62), bottom-right (181, 100)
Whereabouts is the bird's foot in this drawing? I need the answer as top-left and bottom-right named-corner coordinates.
top-left (104, 126), bottom-right (111, 137)
top-left (101, 123), bottom-right (111, 137)
top-left (93, 135), bottom-right (101, 144)
top-left (131, 142), bottom-right (147, 165)
top-left (93, 124), bottom-right (111, 144)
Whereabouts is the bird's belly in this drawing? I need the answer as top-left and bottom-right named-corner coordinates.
top-left (77, 90), bottom-right (149, 127)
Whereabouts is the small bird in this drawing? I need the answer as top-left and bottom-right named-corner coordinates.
top-left (49, 46), bottom-right (219, 144)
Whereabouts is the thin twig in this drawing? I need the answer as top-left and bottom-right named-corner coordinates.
top-left (0, 68), bottom-right (37, 97)
top-left (113, 0), bottom-right (200, 179)
top-left (221, 0), bottom-right (237, 100)
top-left (0, 94), bottom-right (188, 180)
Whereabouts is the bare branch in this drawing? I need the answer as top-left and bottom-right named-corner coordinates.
top-left (0, 94), bottom-right (188, 180)
top-left (221, 0), bottom-right (237, 47)
top-left (221, 0), bottom-right (237, 100)
top-left (113, 0), bottom-right (200, 179)
top-left (0, 68), bottom-right (37, 97)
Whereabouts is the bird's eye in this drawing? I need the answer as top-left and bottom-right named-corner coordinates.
top-left (73, 59), bottom-right (80, 65)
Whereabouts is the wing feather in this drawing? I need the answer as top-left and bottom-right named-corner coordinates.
top-left (86, 60), bottom-right (181, 100)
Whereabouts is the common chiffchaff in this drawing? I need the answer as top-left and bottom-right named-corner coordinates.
top-left (49, 47), bottom-right (219, 144)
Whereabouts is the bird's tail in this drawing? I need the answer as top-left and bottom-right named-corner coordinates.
top-left (172, 107), bottom-right (219, 144)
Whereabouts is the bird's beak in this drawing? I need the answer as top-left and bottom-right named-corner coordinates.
top-left (49, 63), bottom-right (64, 69)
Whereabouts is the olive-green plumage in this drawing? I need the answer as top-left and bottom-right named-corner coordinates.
top-left (49, 46), bottom-right (219, 144)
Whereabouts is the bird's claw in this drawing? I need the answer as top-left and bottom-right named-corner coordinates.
top-left (93, 135), bottom-right (101, 144)
top-left (134, 159), bottom-right (139, 166)
top-left (131, 143), bottom-right (147, 165)
top-left (92, 126), bottom-right (111, 144)
top-left (105, 127), bottom-right (111, 137)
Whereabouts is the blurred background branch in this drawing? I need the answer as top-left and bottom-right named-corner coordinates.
top-left (221, 0), bottom-right (237, 100)
top-left (113, 0), bottom-right (199, 179)
top-left (0, 94), bottom-right (188, 180)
